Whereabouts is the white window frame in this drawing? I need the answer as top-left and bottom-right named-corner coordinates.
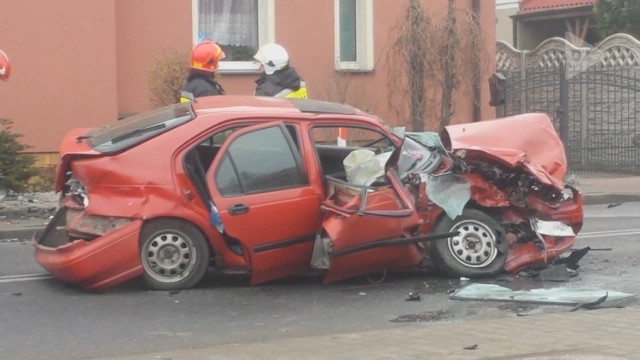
top-left (192, 0), bottom-right (275, 74)
top-left (334, 0), bottom-right (374, 72)
top-left (496, 0), bottom-right (520, 10)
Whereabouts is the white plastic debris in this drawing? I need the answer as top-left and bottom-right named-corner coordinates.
top-left (343, 149), bottom-right (392, 186)
top-left (532, 218), bottom-right (575, 237)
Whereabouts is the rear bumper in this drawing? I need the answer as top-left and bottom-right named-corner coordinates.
top-left (33, 208), bottom-right (144, 289)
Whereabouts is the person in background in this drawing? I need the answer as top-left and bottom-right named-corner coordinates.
top-left (253, 43), bottom-right (307, 99)
top-left (0, 50), bottom-right (11, 81)
top-left (180, 41), bottom-right (226, 102)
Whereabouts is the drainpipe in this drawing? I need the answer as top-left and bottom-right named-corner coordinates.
top-left (513, 17), bottom-right (519, 49)
top-left (472, 0), bottom-right (482, 122)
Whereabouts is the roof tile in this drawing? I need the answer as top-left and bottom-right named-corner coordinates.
top-left (519, 0), bottom-right (596, 14)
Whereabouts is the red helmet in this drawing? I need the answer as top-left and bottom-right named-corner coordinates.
top-left (190, 41), bottom-right (225, 73)
top-left (0, 50), bottom-right (10, 81)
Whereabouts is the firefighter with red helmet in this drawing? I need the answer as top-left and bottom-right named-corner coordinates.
top-left (180, 41), bottom-right (226, 102)
top-left (0, 50), bottom-right (11, 81)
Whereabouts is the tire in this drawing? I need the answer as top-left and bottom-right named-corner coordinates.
top-left (429, 209), bottom-right (507, 278)
top-left (139, 219), bottom-right (210, 290)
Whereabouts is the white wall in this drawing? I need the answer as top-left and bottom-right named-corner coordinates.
top-left (496, 0), bottom-right (519, 45)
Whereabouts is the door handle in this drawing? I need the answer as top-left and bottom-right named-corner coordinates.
top-left (228, 203), bottom-right (249, 215)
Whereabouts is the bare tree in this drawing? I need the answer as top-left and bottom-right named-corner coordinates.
top-left (386, 0), bottom-right (489, 132)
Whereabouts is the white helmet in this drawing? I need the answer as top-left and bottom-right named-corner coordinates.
top-left (254, 43), bottom-right (289, 75)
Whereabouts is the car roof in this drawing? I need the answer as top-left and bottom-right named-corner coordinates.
top-left (192, 95), bottom-right (359, 116)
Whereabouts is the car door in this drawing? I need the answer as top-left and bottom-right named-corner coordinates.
top-left (319, 170), bottom-right (424, 283)
top-left (206, 122), bottom-right (322, 284)
top-left (317, 133), bottom-right (454, 283)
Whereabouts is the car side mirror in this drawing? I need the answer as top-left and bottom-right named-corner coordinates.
top-left (488, 72), bottom-right (506, 107)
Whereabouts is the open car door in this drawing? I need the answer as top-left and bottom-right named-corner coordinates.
top-left (206, 121), bottom-right (323, 284)
top-left (316, 134), bottom-right (457, 283)
top-left (319, 170), bottom-right (423, 283)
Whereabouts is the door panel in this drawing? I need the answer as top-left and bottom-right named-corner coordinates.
top-left (206, 122), bottom-right (322, 284)
top-left (321, 172), bottom-right (422, 282)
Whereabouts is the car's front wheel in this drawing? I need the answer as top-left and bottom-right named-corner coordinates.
top-left (140, 219), bottom-right (210, 290)
top-left (429, 209), bottom-right (507, 277)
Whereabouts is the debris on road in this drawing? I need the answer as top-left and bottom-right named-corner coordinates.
top-left (450, 283), bottom-right (635, 309)
top-left (557, 247), bottom-right (591, 270)
top-left (405, 291), bottom-right (421, 301)
top-left (516, 246), bottom-right (591, 281)
top-left (358, 292), bottom-right (367, 296)
top-left (607, 202), bottom-right (622, 208)
top-left (537, 264), bottom-right (571, 282)
top-left (390, 310), bottom-right (453, 323)
top-left (463, 344), bottom-right (478, 351)
top-left (569, 292), bottom-right (609, 312)
top-left (0, 192), bottom-right (59, 220)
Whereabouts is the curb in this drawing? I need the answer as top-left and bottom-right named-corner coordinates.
top-left (2, 193), bottom-right (639, 240)
top-left (582, 193), bottom-right (640, 206)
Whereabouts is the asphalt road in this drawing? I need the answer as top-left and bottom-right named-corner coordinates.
top-left (1, 202), bottom-right (639, 360)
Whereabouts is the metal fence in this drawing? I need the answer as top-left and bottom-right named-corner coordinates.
top-left (496, 34), bottom-right (640, 174)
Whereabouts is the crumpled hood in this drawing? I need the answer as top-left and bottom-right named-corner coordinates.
top-left (444, 113), bottom-right (567, 190)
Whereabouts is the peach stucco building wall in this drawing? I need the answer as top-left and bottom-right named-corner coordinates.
top-left (1, 0), bottom-right (495, 157)
top-left (0, 0), bottom-right (119, 154)
top-left (222, 0), bottom-right (497, 127)
top-left (115, 0), bottom-right (193, 115)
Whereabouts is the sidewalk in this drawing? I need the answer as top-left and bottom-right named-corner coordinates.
top-left (103, 305), bottom-right (640, 360)
top-left (576, 176), bottom-right (640, 205)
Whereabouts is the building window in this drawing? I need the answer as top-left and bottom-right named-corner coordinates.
top-left (194, 0), bottom-right (275, 74)
top-left (334, 0), bottom-right (374, 71)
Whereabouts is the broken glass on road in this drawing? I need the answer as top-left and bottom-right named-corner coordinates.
top-left (450, 283), bottom-right (636, 309)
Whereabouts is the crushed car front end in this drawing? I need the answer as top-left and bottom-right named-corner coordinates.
top-left (443, 113), bottom-right (584, 274)
top-left (314, 112), bottom-right (584, 280)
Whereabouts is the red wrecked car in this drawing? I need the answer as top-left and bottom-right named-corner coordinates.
top-left (33, 96), bottom-right (583, 290)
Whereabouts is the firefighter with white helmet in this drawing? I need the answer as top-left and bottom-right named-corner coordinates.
top-left (253, 43), bottom-right (307, 99)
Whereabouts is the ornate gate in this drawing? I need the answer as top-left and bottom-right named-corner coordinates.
top-left (496, 34), bottom-right (640, 174)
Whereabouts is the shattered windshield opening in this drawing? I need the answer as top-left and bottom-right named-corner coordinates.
top-left (87, 102), bottom-right (195, 154)
top-left (394, 133), bottom-right (445, 180)
top-left (389, 132), bottom-right (472, 220)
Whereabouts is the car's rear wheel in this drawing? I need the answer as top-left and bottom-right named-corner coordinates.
top-left (429, 209), bottom-right (507, 277)
top-left (140, 219), bottom-right (210, 290)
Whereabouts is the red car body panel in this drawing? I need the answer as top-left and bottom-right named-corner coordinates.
top-left (444, 113), bottom-right (567, 189)
top-left (54, 128), bottom-right (100, 192)
top-left (321, 179), bottom-right (423, 283)
top-left (33, 96), bottom-right (584, 290)
top-left (34, 217), bottom-right (143, 289)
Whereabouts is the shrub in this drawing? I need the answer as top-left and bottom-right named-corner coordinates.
top-left (148, 49), bottom-right (190, 107)
top-left (28, 165), bottom-right (57, 192)
top-left (0, 118), bottom-right (38, 193)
